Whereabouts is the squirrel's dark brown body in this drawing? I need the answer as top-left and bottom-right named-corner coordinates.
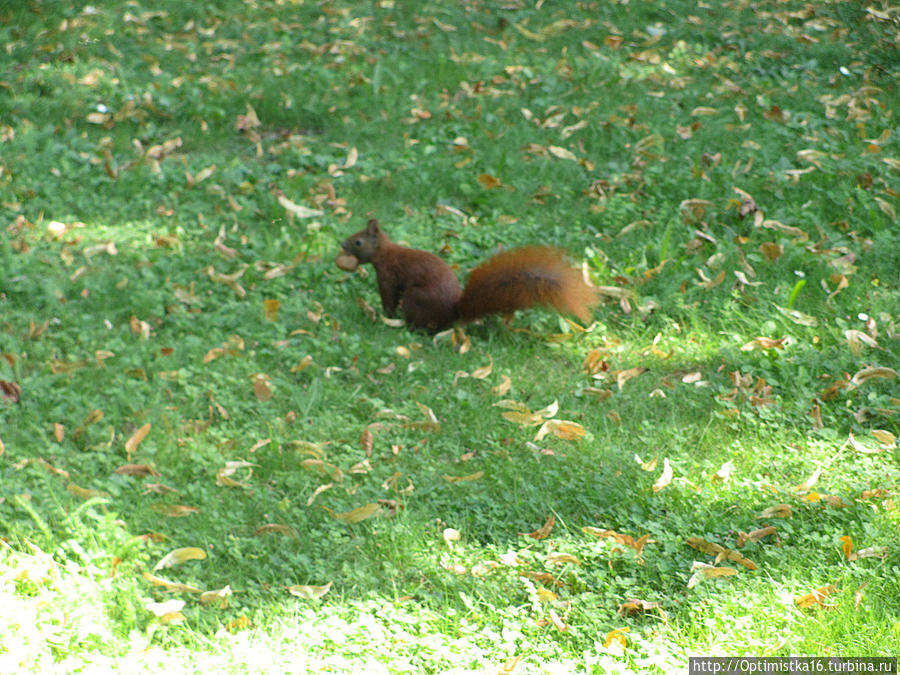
top-left (341, 220), bottom-right (596, 332)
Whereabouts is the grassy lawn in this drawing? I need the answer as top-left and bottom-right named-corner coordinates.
top-left (1, 0), bottom-right (899, 672)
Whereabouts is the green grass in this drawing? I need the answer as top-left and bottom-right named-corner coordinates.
top-left (1, 0), bottom-right (899, 672)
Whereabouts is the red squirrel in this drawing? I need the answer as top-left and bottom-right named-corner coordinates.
top-left (336, 219), bottom-right (597, 332)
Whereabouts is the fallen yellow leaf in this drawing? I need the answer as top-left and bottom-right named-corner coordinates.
top-left (327, 503), bottom-right (381, 524)
top-left (153, 547), bottom-right (207, 571)
top-left (603, 627), bottom-right (630, 648)
top-left (443, 471), bottom-right (485, 483)
top-left (287, 581), bottom-right (333, 600)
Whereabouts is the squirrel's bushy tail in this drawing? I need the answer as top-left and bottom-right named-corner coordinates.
top-left (456, 246), bottom-right (597, 324)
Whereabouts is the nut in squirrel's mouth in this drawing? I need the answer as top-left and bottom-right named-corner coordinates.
top-left (335, 251), bottom-right (359, 271)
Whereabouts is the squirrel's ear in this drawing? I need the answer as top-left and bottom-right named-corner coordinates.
top-left (367, 219), bottom-right (380, 234)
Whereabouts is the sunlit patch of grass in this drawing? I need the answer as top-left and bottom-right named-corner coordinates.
top-left (0, 537), bottom-right (122, 672)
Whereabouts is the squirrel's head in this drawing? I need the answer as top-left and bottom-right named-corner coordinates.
top-left (341, 218), bottom-right (383, 262)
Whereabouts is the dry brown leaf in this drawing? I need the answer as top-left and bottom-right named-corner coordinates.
top-left (327, 502), bottom-right (381, 524)
top-left (697, 268), bottom-right (726, 290)
top-left (66, 484), bottom-right (111, 500)
top-left (774, 305), bottom-right (818, 327)
top-left (856, 546), bottom-right (888, 560)
top-left (534, 419), bottom-right (586, 442)
top-left (124, 423), bottom-right (151, 459)
top-left (524, 514), bottom-right (556, 540)
top-left (546, 552), bottom-right (581, 566)
top-left (757, 504), bottom-right (792, 519)
top-left (536, 587), bottom-right (558, 603)
top-left (442, 528), bottom-right (461, 547)
top-left (263, 298), bottom-right (280, 322)
top-left (686, 537), bottom-right (726, 556)
top-left (216, 460), bottom-right (255, 488)
top-left (471, 358), bottom-right (493, 379)
top-left (306, 483), bottom-right (333, 506)
top-left (141, 572), bottom-right (203, 593)
top-left (844, 329), bottom-right (879, 356)
top-left (652, 458), bottom-right (673, 492)
top-left (248, 438), bottom-right (271, 453)
top-left (854, 582), bottom-right (868, 611)
top-left (548, 145), bottom-right (578, 161)
top-left (759, 242), bottom-right (783, 261)
top-left (416, 401), bottom-right (438, 421)
top-left (359, 428), bottom-right (374, 457)
top-left (492, 375), bottom-right (512, 396)
top-left (593, 285), bottom-right (631, 300)
top-left (114, 463), bottom-right (160, 477)
top-left (548, 608), bottom-right (568, 633)
top-left (616, 367), bottom-right (648, 391)
top-left (342, 147), bottom-right (358, 169)
top-left (213, 224), bottom-right (237, 258)
top-left (740, 336), bottom-right (787, 351)
top-left (687, 562), bottom-right (738, 588)
top-left (502, 410), bottom-right (544, 426)
top-left (478, 173), bottom-right (502, 189)
top-left (718, 549), bottom-right (757, 570)
top-left (235, 103), bottom-right (261, 132)
top-left (254, 523), bottom-right (297, 538)
top-left (851, 366), bottom-right (897, 386)
top-left (203, 347), bottom-right (225, 364)
top-left (443, 471), bottom-right (485, 483)
top-left (793, 466), bottom-right (822, 492)
top-left (291, 355), bottom-right (313, 373)
top-left (604, 35), bottom-right (624, 49)
top-left (1, 380), bottom-right (21, 404)
top-left (200, 585), bottom-right (233, 608)
top-left (839, 535), bottom-right (854, 561)
top-left (351, 459), bottom-right (373, 475)
top-left (634, 454), bottom-right (658, 472)
top-left (736, 526), bottom-right (778, 547)
top-left (301, 458), bottom-right (343, 480)
top-left (493, 399), bottom-right (532, 413)
top-left (711, 460), bottom-right (735, 482)
top-left (688, 535), bottom-right (751, 569)
top-left (152, 504), bottom-right (199, 518)
top-left (188, 164), bottom-right (217, 187)
top-left (617, 598), bottom-right (663, 617)
top-left (582, 527), bottom-right (651, 557)
top-left (276, 193), bottom-right (323, 219)
top-left (847, 432), bottom-right (888, 455)
top-left (533, 400), bottom-right (560, 418)
top-left (603, 628), bottom-right (629, 649)
top-left (207, 265), bottom-right (248, 298)
top-left (732, 186), bottom-right (757, 217)
top-left (145, 599), bottom-right (186, 624)
top-left (13, 457), bottom-right (69, 478)
top-left (86, 111), bottom-right (110, 125)
top-left (252, 373), bottom-right (273, 401)
top-left (794, 584), bottom-right (838, 609)
top-left (225, 615), bottom-right (251, 632)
